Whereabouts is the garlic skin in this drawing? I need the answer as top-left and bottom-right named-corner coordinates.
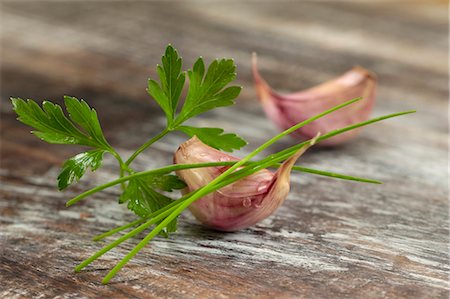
top-left (174, 136), bottom-right (312, 232)
top-left (252, 54), bottom-right (377, 146)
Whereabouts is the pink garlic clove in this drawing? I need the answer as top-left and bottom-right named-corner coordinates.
top-left (174, 136), bottom-right (313, 231)
top-left (252, 54), bottom-right (377, 146)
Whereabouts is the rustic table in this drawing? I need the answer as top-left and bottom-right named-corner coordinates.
top-left (1, 1), bottom-right (448, 298)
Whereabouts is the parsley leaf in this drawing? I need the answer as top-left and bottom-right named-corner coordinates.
top-left (147, 45), bottom-right (186, 126)
top-left (63, 96), bottom-right (111, 149)
top-left (12, 98), bottom-right (91, 146)
top-left (11, 97), bottom-right (111, 150)
top-left (120, 179), bottom-right (172, 215)
top-left (11, 96), bottom-right (113, 189)
top-left (119, 174), bottom-right (186, 207)
top-left (175, 58), bottom-right (241, 125)
top-left (57, 149), bottom-right (106, 190)
top-left (178, 126), bottom-right (247, 152)
top-left (149, 174), bottom-right (187, 192)
top-left (120, 178), bottom-right (178, 236)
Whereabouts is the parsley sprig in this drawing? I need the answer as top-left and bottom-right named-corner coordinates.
top-left (126, 46), bottom-right (245, 167)
top-left (11, 44), bottom-right (415, 284)
top-left (11, 96), bottom-right (127, 190)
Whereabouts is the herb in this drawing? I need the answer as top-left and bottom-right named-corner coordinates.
top-left (11, 97), bottom-right (125, 190)
top-left (11, 45), bottom-right (415, 284)
top-left (178, 126), bottom-right (247, 152)
top-left (57, 149), bottom-right (105, 190)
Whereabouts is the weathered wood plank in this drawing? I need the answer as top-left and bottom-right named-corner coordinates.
top-left (0, 1), bottom-right (448, 298)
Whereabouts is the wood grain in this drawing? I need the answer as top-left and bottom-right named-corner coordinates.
top-left (0, 1), bottom-right (448, 298)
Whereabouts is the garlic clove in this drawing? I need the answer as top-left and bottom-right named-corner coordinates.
top-left (252, 54), bottom-right (377, 146)
top-left (174, 136), bottom-right (314, 231)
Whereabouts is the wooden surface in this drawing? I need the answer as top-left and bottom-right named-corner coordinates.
top-left (0, 2), bottom-right (448, 298)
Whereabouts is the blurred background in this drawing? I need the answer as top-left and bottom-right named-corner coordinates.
top-left (0, 1), bottom-right (448, 297)
top-left (1, 1), bottom-right (447, 151)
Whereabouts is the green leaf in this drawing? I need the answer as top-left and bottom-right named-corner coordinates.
top-left (119, 178), bottom-right (178, 236)
top-left (63, 96), bottom-right (110, 148)
top-left (120, 179), bottom-right (172, 216)
top-left (11, 98), bottom-right (89, 145)
top-left (147, 45), bottom-right (186, 125)
top-left (175, 58), bottom-right (241, 124)
top-left (147, 80), bottom-right (171, 122)
top-left (178, 126), bottom-right (247, 152)
top-left (12, 97), bottom-right (114, 189)
top-left (57, 149), bottom-right (106, 190)
top-left (159, 45), bottom-right (186, 115)
top-left (147, 174), bottom-right (186, 192)
top-left (11, 97), bottom-right (110, 150)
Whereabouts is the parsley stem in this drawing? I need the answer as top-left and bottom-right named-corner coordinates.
top-left (75, 203), bottom-right (182, 272)
top-left (90, 159), bottom-right (381, 242)
top-left (92, 195), bottom-right (191, 241)
top-left (255, 110), bottom-right (418, 168)
top-left (66, 162), bottom-right (230, 206)
top-left (210, 97), bottom-right (362, 184)
top-left (125, 128), bottom-right (170, 167)
top-left (109, 149), bottom-right (130, 190)
top-left (91, 164), bottom-right (379, 241)
top-left (92, 218), bottom-right (145, 241)
top-left (83, 196), bottom-right (199, 271)
top-left (291, 166), bottom-right (381, 184)
top-left (66, 160), bottom-right (379, 207)
top-left (92, 166), bottom-right (379, 240)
